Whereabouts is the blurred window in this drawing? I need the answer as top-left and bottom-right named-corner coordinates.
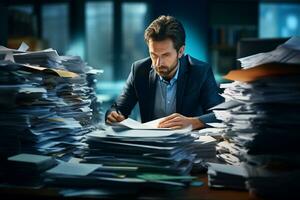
top-left (86, 2), bottom-right (113, 80)
top-left (260, 3), bottom-right (300, 38)
top-left (42, 4), bottom-right (69, 54)
top-left (121, 3), bottom-right (148, 78)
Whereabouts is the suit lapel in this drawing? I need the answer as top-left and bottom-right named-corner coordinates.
top-left (176, 56), bottom-right (189, 113)
top-left (148, 68), bottom-right (157, 121)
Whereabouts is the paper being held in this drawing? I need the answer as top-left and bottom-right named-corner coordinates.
top-left (112, 117), bottom-right (171, 130)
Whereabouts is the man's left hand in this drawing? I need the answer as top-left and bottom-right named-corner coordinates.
top-left (158, 113), bottom-right (205, 130)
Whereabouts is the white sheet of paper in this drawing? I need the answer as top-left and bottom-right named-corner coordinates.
top-left (196, 136), bottom-right (217, 144)
top-left (114, 117), bottom-right (171, 130)
top-left (142, 117), bottom-right (165, 128)
top-left (4, 52), bottom-right (15, 62)
top-left (18, 42), bottom-right (29, 52)
top-left (206, 123), bottom-right (227, 128)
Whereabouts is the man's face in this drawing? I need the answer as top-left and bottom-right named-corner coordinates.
top-left (148, 38), bottom-right (184, 80)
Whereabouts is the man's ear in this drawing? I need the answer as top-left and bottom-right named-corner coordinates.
top-left (178, 46), bottom-right (185, 58)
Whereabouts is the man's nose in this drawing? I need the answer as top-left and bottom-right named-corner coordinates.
top-left (156, 57), bottom-right (163, 66)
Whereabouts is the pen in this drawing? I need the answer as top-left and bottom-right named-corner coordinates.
top-left (116, 109), bottom-right (121, 115)
top-left (113, 102), bottom-right (122, 115)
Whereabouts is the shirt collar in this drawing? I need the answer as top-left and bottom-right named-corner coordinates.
top-left (159, 61), bottom-right (180, 85)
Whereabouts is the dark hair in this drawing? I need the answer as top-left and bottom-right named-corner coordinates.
top-left (144, 15), bottom-right (186, 51)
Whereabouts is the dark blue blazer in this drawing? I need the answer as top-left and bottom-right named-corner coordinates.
top-left (106, 54), bottom-right (224, 124)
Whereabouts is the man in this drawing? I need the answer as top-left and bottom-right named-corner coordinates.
top-left (106, 15), bottom-right (223, 130)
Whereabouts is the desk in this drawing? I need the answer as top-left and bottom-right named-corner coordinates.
top-left (139, 174), bottom-right (255, 200)
top-left (0, 175), bottom-right (256, 200)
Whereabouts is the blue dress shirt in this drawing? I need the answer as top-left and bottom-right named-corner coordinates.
top-left (153, 62), bottom-right (180, 119)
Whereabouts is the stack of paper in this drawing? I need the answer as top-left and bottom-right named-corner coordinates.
top-left (197, 126), bottom-right (226, 139)
top-left (1, 152), bottom-right (198, 197)
top-left (43, 159), bottom-right (197, 195)
top-left (0, 44), bottom-right (102, 159)
top-left (216, 140), bottom-right (244, 165)
top-left (237, 36), bottom-right (300, 69)
top-left (7, 153), bottom-right (58, 172)
top-left (13, 48), bottom-right (62, 68)
top-left (59, 55), bottom-right (103, 125)
top-left (83, 129), bottom-right (196, 176)
top-left (210, 37), bottom-right (300, 198)
top-left (207, 162), bottom-right (247, 190)
top-left (189, 135), bottom-right (218, 173)
top-left (45, 162), bottom-right (145, 188)
top-left (3, 153), bottom-right (135, 195)
top-left (192, 136), bottom-right (217, 160)
top-left (244, 155), bottom-right (300, 199)
top-left (3, 153), bottom-right (58, 186)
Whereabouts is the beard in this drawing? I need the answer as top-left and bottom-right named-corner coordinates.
top-left (156, 66), bottom-right (171, 77)
top-left (153, 59), bottom-right (179, 80)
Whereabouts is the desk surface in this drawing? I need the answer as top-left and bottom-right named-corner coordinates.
top-left (141, 175), bottom-right (255, 200)
top-left (0, 175), bottom-right (257, 200)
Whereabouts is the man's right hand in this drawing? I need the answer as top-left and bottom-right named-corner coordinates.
top-left (106, 111), bottom-right (125, 124)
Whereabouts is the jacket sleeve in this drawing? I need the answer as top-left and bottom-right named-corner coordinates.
top-left (105, 63), bottom-right (138, 120)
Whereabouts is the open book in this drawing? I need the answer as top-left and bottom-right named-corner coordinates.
top-left (111, 117), bottom-right (171, 130)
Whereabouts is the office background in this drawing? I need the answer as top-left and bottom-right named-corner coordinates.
top-left (1, 0), bottom-right (300, 120)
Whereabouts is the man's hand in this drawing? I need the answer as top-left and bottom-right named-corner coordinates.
top-left (106, 111), bottom-right (125, 124)
top-left (158, 113), bottom-right (205, 130)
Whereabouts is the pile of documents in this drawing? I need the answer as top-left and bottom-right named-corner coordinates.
top-left (59, 55), bottom-right (103, 125)
top-left (189, 135), bottom-right (218, 173)
top-left (1, 152), bottom-right (198, 197)
top-left (216, 140), bottom-right (243, 165)
top-left (243, 155), bottom-right (300, 199)
top-left (0, 44), bottom-right (102, 159)
top-left (192, 136), bottom-right (217, 161)
top-left (44, 159), bottom-right (196, 192)
top-left (207, 162), bottom-right (247, 190)
top-left (210, 37), bottom-right (300, 198)
top-left (42, 126), bottom-right (196, 196)
top-left (4, 153), bottom-right (58, 186)
top-left (83, 128), bottom-right (196, 176)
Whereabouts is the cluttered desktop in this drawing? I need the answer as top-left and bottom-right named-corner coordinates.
top-left (0, 36), bottom-right (300, 199)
